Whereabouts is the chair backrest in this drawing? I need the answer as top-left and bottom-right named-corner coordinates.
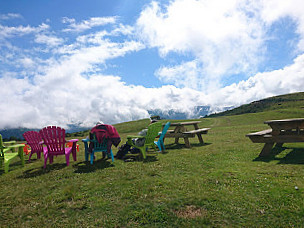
top-left (144, 122), bottom-right (162, 145)
top-left (91, 133), bottom-right (108, 152)
top-left (39, 126), bottom-right (66, 155)
top-left (23, 131), bottom-right (44, 153)
top-left (159, 122), bottom-right (171, 141)
top-left (0, 134), bottom-right (13, 157)
top-left (0, 134), bottom-right (4, 157)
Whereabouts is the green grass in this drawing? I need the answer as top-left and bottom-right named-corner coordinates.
top-left (1, 108), bottom-right (304, 227)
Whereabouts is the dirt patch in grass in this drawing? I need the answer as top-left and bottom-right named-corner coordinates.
top-left (174, 205), bottom-right (205, 219)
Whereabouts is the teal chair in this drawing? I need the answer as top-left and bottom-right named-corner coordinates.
top-left (0, 134), bottom-right (25, 173)
top-left (155, 122), bottom-right (171, 152)
top-left (127, 122), bottom-right (162, 159)
top-left (82, 135), bottom-right (114, 164)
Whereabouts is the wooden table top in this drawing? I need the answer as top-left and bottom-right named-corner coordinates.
top-left (264, 118), bottom-right (304, 124)
top-left (169, 121), bottom-right (201, 126)
top-left (264, 118), bottom-right (304, 133)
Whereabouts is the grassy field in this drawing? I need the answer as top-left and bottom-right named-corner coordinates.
top-left (1, 108), bottom-right (304, 227)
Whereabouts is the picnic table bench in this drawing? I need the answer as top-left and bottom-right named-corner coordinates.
top-left (246, 118), bottom-right (304, 156)
top-left (164, 121), bottom-right (210, 148)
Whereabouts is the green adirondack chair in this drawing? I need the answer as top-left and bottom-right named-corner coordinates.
top-left (0, 134), bottom-right (25, 173)
top-left (127, 122), bottom-right (162, 159)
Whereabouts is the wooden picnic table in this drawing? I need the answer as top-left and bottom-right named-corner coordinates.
top-left (164, 121), bottom-right (210, 148)
top-left (246, 118), bottom-right (304, 156)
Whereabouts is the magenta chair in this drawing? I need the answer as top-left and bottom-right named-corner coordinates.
top-left (23, 131), bottom-right (46, 162)
top-left (39, 126), bottom-right (78, 168)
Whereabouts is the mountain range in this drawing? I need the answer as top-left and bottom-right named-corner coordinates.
top-left (148, 105), bottom-right (213, 120)
top-left (0, 126), bottom-right (89, 141)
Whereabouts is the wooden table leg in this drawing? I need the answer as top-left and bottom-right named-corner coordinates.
top-left (197, 134), bottom-right (204, 144)
top-left (184, 137), bottom-right (191, 148)
top-left (174, 126), bottom-right (182, 144)
top-left (193, 123), bottom-right (204, 144)
top-left (259, 143), bottom-right (274, 157)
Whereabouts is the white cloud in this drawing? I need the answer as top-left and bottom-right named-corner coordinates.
top-left (35, 33), bottom-right (64, 47)
top-left (207, 53), bottom-right (304, 110)
top-left (0, 23), bottom-right (49, 39)
top-left (0, 13), bottom-right (22, 20)
top-left (0, 28), bottom-right (148, 129)
top-left (20, 57), bottom-right (35, 69)
top-left (0, 71), bottom-right (207, 129)
top-left (135, 0), bottom-right (304, 92)
top-left (62, 16), bottom-right (117, 32)
top-left (136, 0), bottom-right (266, 91)
top-left (260, 0), bottom-right (304, 52)
top-left (0, 19), bottom-right (208, 129)
top-left (3, 50), bottom-right (304, 130)
top-left (156, 60), bottom-right (203, 90)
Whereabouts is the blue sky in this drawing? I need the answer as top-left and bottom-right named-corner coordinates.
top-left (1, 0), bottom-right (304, 129)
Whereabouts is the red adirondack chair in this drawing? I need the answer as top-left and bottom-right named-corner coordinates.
top-left (39, 126), bottom-right (78, 168)
top-left (66, 141), bottom-right (79, 152)
top-left (23, 144), bottom-right (31, 155)
top-left (23, 131), bottom-right (46, 162)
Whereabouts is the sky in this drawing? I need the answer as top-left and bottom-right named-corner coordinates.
top-left (1, 0), bottom-right (304, 129)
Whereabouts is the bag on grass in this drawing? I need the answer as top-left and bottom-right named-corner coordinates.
top-left (130, 147), bottom-right (141, 154)
top-left (116, 143), bottom-right (131, 159)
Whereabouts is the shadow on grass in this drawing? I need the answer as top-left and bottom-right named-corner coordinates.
top-left (26, 158), bottom-right (39, 162)
top-left (165, 142), bottom-right (212, 150)
top-left (17, 163), bottom-right (67, 179)
top-left (143, 155), bottom-right (158, 163)
top-left (122, 153), bottom-right (159, 163)
top-left (0, 159), bottom-right (31, 176)
top-left (73, 159), bottom-right (114, 173)
top-left (253, 146), bottom-right (304, 164)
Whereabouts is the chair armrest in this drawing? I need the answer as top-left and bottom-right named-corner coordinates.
top-left (68, 139), bottom-right (79, 143)
top-left (4, 144), bottom-right (25, 154)
top-left (82, 138), bottom-right (90, 143)
top-left (6, 144), bottom-right (25, 149)
top-left (127, 135), bottom-right (145, 139)
top-left (4, 141), bottom-right (16, 145)
top-left (3, 146), bottom-right (12, 153)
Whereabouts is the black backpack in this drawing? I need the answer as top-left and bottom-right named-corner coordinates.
top-left (116, 143), bottom-right (131, 159)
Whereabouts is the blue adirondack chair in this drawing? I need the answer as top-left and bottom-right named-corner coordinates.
top-left (82, 134), bottom-right (114, 164)
top-left (155, 121), bottom-right (171, 152)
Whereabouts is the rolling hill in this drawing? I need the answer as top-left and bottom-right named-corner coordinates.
top-left (207, 92), bottom-right (304, 117)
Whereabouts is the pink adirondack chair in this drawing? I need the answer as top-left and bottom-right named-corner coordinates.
top-left (23, 131), bottom-right (46, 162)
top-left (39, 126), bottom-right (78, 168)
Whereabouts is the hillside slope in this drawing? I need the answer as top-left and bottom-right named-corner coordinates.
top-left (208, 92), bottom-right (304, 117)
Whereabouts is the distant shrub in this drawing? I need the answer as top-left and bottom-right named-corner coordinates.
top-left (150, 115), bottom-right (161, 120)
